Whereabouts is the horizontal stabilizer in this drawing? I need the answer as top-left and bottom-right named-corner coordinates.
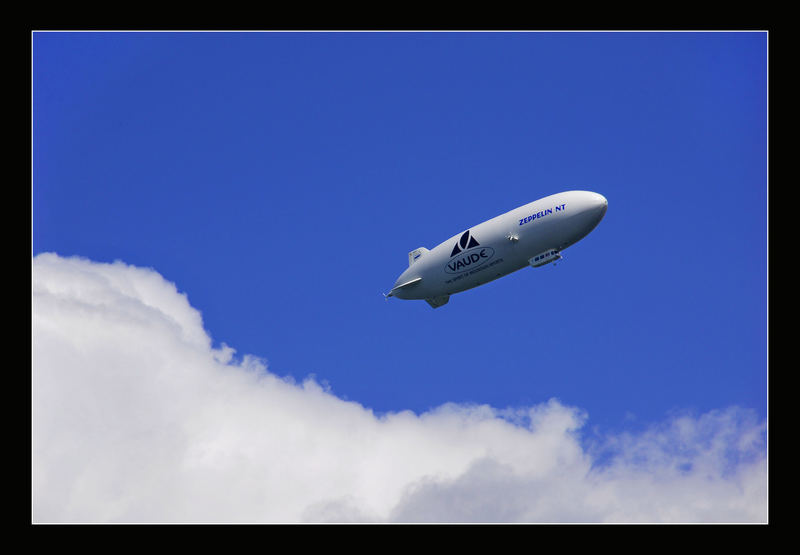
top-left (387, 276), bottom-right (422, 297)
top-left (425, 295), bottom-right (450, 309)
top-left (408, 247), bottom-right (429, 266)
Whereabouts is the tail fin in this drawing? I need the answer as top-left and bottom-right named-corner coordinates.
top-left (425, 295), bottom-right (450, 308)
top-left (408, 247), bottom-right (429, 267)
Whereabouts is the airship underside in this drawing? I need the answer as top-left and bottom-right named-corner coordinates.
top-left (386, 190), bottom-right (608, 308)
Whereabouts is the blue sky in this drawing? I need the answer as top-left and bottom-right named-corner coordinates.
top-left (33, 31), bottom-right (767, 443)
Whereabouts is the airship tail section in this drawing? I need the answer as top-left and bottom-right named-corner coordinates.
top-left (386, 276), bottom-right (422, 298)
top-left (408, 247), bottom-right (429, 266)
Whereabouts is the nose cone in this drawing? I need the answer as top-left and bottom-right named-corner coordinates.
top-left (576, 191), bottom-right (607, 232)
top-left (594, 193), bottom-right (608, 219)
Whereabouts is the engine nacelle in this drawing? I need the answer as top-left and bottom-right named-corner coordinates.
top-left (529, 249), bottom-right (562, 268)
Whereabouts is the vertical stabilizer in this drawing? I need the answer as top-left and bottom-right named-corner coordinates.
top-left (408, 247), bottom-right (429, 266)
top-left (425, 295), bottom-right (450, 308)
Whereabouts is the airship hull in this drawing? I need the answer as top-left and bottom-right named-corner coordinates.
top-left (388, 191), bottom-right (608, 306)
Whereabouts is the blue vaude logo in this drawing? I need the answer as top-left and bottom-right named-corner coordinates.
top-left (446, 231), bottom-right (495, 274)
top-left (445, 247), bottom-right (495, 274)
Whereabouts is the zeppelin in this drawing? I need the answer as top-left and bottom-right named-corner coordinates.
top-left (385, 191), bottom-right (608, 308)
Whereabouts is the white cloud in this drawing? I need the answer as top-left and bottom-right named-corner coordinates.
top-left (32, 253), bottom-right (767, 523)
